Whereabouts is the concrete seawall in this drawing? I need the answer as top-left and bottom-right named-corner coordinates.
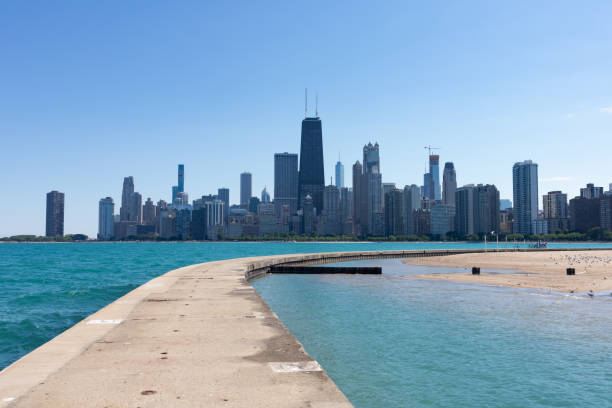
top-left (0, 248), bottom-right (606, 407)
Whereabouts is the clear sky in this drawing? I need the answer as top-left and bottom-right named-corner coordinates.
top-left (1, 1), bottom-right (612, 237)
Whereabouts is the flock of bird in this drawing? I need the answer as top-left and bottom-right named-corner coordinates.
top-left (550, 253), bottom-right (612, 297)
top-left (550, 254), bottom-right (612, 271)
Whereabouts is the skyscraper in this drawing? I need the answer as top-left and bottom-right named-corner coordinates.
top-left (321, 185), bottom-right (342, 235)
top-left (98, 197), bottom-right (114, 240)
top-left (298, 117), bottom-right (325, 212)
top-left (362, 142), bottom-right (380, 174)
top-left (442, 162), bottom-right (457, 207)
top-left (240, 172), bottom-right (252, 207)
top-left (429, 155), bottom-right (441, 201)
top-left (455, 184), bottom-right (499, 235)
top-left (178, 164), bottom-right (184, 193)
top-left (217, 187), bottom-right (230, 224)
top-left (46, 190), bottom-right (64, 237)
top-left (580, 183), bottom-right (603, 199)
top-left (512, 160), bottom-right (538, 235)
top-left (384, 188), bottom-right (404, 236)
top-left (131, 192), bottom-right (142, 224)
top-left (335, 160), bottom-right (344, 188)
top-left (403, 184), bottom-right (421, 235)
top-left (142, 198), bottom-right (156, 225)
top-left (360, 143), bottom-right (383, 236)
top-left (543, 191), bottom-right (568, 233)
top-left (261, 187), bottom-right (270, 203)
top-left (351, 161), bottom-right (362, 230)
top-left (473, 184), bottom-right (500, 234)
top-left (274, 153), bottom-right (298, 214)
top-left (120, 176), bottom-right (135, 221)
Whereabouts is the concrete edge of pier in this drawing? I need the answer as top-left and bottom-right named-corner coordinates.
top-left (0, 247), bottom-right (607, 407)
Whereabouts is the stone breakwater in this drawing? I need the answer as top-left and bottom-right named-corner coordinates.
top-left (0, 248), bottom-right (607, 407)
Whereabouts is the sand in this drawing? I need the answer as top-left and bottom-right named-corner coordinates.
top-left (403, 250), bottom-right (612, 293)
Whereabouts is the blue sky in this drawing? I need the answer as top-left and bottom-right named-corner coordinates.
top-left (1, 1), bottom-right (611, 236)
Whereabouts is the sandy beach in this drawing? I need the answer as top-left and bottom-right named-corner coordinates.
top-left (403, 250), bottom-right (612, 293)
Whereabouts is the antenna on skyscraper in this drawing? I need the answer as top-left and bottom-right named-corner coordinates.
top-left (305, 88), bottom-right (308, 118)
top-left (315, 92), bottom-right (318, 117)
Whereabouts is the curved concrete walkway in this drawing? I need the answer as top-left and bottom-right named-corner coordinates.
top-left (0, 248), bottom-right (599, 407)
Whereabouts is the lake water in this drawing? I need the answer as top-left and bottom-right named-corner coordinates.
top-left (1, 242), bottom-right (611, 407)
top-left (252, 258), bottom-right (612, 407)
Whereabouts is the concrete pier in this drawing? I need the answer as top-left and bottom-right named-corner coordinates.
top-left (0, 247), bottom-right (606, 407)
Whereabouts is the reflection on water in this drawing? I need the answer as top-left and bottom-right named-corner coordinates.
top-left (253, 259), bottom-right (612, 408)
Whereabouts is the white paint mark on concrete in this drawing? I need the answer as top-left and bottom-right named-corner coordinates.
top-left (244, 312), bottom-right (266, 319)
top-left (2, 397), bottom-right (15, 402)
top-left (268, 361), bottom-right (322, 373)
top-left (87, 319), bottom-right (122, 325)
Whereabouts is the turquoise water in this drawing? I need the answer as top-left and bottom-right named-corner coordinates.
top-left (1, 242), bottom-right (612, 407)
top-left (252, 259), bottom-right (612, 407)
top-left (0, 240), bottom-right (507, 370)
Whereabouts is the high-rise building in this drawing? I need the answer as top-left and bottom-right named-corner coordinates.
top-left (240, 172), bottom-right (252, 207)
top-left (455, 185), bottom-right (475, 235)
top-left (382, 183), bottom-right (396, 198)
top-left (298, 117), bottom-right (325, 212)
top-left (217, 188), bottom-right (230, 224)
top-left (430, 203), bottom-right (455, 237)
top-left (474, 184), bottom-right (500, 234)
top-left (302, 195), bottom-right (315, 235)
top-left (340, 187), bottom-right (352, 222)
top-left (46, 191), bottom-right (65, 237)
top-left (580, 183), bottom-right (603, 199)
top-left (131, 192), bottom-right (142, 224)
top-left (351, 161), bottom-right (362, 230)
top-left (512, 160), bottom-right (538, 235)
top-left (500, 199), bottom-right (512, 210)
top-left (142, 198), bottom-right (156, 226)
top-left (359, 143), bottom-right (383, 236)
top-left (335, 160), bottom-right (344, 188)
top-left (98, 197), bottom-right (114, 240)
top-left (455, 184), bottom-right (500, 235)
top-left (569, 197), bottom-right (600, 232)
top-left (191, 207), bottom-right (208, 240)
top-left (384, 188), bottom-right (404, 236)
top-left (423, 172), bottom-right (433, 200)
top-left (274, 153), bottom-right (299, 214)
top-left (403, 184), bottom-right (421, 235)
top-left (600, 195), bottom-right (612, 231)
top-left (429, 155), bottom-right (441, 201)
top-left (178, 164), bottom-right (184, 193)
top-left (320, 185), bottom-right (342, 235)
top-left (442, 162), bottom-right (456, 207)
top-left (248, 197), bottom-right (260, 214)
top-left (543, 191), bottom-right (569, 233)
top-left (175, 208), bottom-right (191, 240)
top-left (363, 142), bottom-right (380, 174)
top-left (118, 177), bottom-right (142, 224)
top-left (261, 187), bottom-right (271, 203)
top-left (120, 177), bottom-right (135, 221)
top-left (172, 185), bottom-right (179, 204)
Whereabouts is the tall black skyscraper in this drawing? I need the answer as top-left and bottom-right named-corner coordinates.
top-left (298, 117), bottom-right (325, 212)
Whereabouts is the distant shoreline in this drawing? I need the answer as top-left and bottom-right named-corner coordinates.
top-left (3, 240), bottom-right (612, 245)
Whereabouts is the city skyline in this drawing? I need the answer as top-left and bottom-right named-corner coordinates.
top-left (2, 1), bottom-right (612, 236)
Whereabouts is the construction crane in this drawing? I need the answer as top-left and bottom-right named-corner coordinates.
top-left (424, 146), bottom-right (440, 156)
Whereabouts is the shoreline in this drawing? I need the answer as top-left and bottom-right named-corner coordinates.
top-left (403, 250), bottom-right (612, 293)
